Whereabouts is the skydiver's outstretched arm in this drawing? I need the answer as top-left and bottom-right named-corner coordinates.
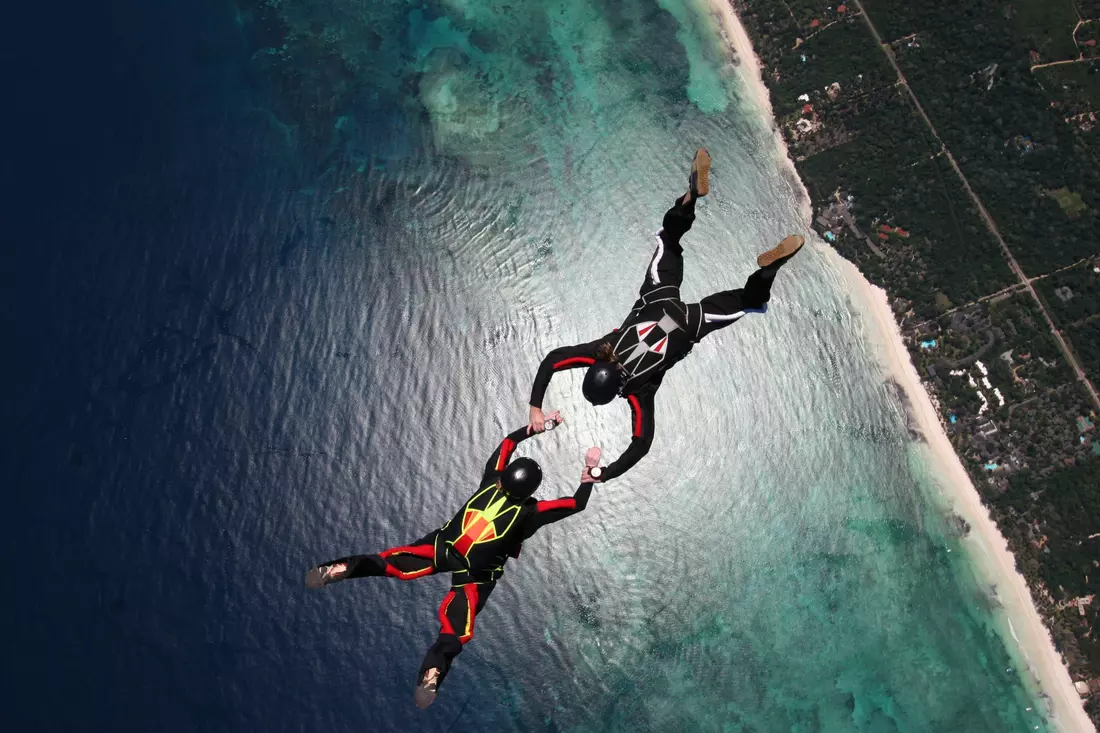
top-left (528, 336), bottom-right (612, 430)
top-left (481, 426), bottom-right (535, 486)
top-left (520, 483), bottom-right (594, 538)
top-left (481, 413), bottom-right (560, 486)
top-left (519, 447), bottom-right (601, 538)
top-left (598, 391), bottom-right (655, 482)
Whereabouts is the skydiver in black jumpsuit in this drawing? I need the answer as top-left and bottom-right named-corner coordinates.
top-left (528, 149), bottom-right (805, 483)
top-left (305, 413), bottom-right (602, 708)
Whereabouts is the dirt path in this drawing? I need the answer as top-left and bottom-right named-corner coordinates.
top-left (1031, 56), bottom-right (1099, 72)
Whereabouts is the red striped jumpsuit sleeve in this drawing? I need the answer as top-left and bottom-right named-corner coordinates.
top-left (520, 483), bottom-right (594, 538)
top-left (528, 335), bottom-right (614, 409)
top-left (600, 390), bottom-right (656, 482)
top-left (482, 425), bottom-right (536, 485)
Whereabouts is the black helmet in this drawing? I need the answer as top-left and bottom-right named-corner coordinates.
top-left (582, 361), bottom-right (622, 405)
top-left (501, 457), bottom-right (542, 499)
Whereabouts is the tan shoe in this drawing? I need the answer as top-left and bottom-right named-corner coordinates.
top-left (414, 668), bottom-right (440, 709)
top-left (689, 148), bottom-right (711, 197)
top-left (304, 562), bottom-right (348, 589)
top-left (757, 234), bottom-right (805, 268)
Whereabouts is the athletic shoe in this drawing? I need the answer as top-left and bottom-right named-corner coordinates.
top-left (757, 234), bottom-right (805, 269)
top-left (689, 148), bottom-right (711, 197)
top-left (305, 562), bottom-right (347, 589)
top-left (414, 670), bottom-right (439, 709)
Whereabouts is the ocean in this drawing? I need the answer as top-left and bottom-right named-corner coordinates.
top-left (5, 0), bottom-right (1056, 730)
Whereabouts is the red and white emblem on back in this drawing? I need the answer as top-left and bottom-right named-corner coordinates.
top-left (633, 321), bottom-right (667, 352)
top-left (620, 314), bottom-right (680, 367)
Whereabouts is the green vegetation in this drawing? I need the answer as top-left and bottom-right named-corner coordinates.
top-left (1012, 0), bottom-right (1082, 63)
top-left (1078, 22), bottom-right (1100, 53)
top-left (739, 0), bottom-right (1015, 321)
top-left (1070, 319), bottom-right (1100, 376)
top-left (993, 457), bottom-right (1100, 673)
top-left (1035, 259), bottom-right (1100, 326)
top-left (736, 0), bottom-right (1100, 719)
top-left (1035, 61), bottom-right (1100, 173)
top-left (1036, 61), bottom-right (1100, 117)
top-left (1045, 186), bottom-right (1088, 218)
top-left (797, 93), bottom-right (1014, 317)
top-left (770, 19), bottom-right (894, 112)
top-left (1078, 1), bottom-right (1100, 22)
top-left (859, 0), bottom-right (1100, 273)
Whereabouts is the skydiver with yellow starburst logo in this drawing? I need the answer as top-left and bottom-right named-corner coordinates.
top-left (304, 413), bottom-right (602, 708)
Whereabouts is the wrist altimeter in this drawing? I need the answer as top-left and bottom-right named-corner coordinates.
top-left (588, 466), bottom-right (603, 480)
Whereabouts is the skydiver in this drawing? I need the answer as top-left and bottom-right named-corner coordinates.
top-left (527, 149), bottom-right (805, 483)
top-left (305, 413), bottom-right (601, 708)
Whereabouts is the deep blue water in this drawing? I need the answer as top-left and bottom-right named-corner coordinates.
top-left (7, 3), bottom-right (293, 729)
top-left (6, 1), bottom-right (1058, 731)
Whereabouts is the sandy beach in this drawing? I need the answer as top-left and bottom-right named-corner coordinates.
top-left (706, 0), bottom-right (775, 117)
top-left (708, 1), bottom-right (1095, 730)
top-left (846, 260), bottom-right (1094, 733)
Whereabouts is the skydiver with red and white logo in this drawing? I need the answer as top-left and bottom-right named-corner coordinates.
top-left (304, 415), bottom-right (601, 709)
top-left (527, 149), bottom-right (805, 482)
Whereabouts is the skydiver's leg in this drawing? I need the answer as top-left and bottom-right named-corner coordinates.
top-left (638, 198), bottom-right (691, 300)
top-left (638, 148), bottom-right (712, 299)
top-left (414, 581), bottom-right (497, 708)
top-left (689, 235), bottom-right (804, 340)
top-left (638, 149), bottom-right (710, 300)
top-left (305, 531), bottom-right (439, 588)
top-left (688, 275), bottom-right (764, 342)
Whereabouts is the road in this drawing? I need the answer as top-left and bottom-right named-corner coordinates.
top-left (909, 258), bottom-right (1096, 327)
top-left (1030, 56), bottom-right (1099, 72)
top-left (850, 0), bottom-right (1100, 411)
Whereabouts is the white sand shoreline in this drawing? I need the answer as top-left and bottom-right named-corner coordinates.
top-left (845, 260), bottom-right (1093, 733)
top-left (707, 1), bottom-right (1094, 730)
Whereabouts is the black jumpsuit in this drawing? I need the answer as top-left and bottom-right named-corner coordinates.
top-left (529, 196), bottom-right (777, 481)
top-left (316, 426), bottom-right (592, 689)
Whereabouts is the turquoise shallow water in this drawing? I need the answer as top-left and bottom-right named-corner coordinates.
top-left (7, 0), bottom-right (1060, 730)
top-left (245, 0), bottom-right (1052, 729)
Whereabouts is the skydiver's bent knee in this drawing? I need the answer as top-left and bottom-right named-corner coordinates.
top-left (661, 197), bottom-right (696, 242)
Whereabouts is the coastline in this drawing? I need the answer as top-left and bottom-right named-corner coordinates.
top-left (843, 257), bottom-right (1094, 733)
top-left (707, 1), bottom-right (1095, 730)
